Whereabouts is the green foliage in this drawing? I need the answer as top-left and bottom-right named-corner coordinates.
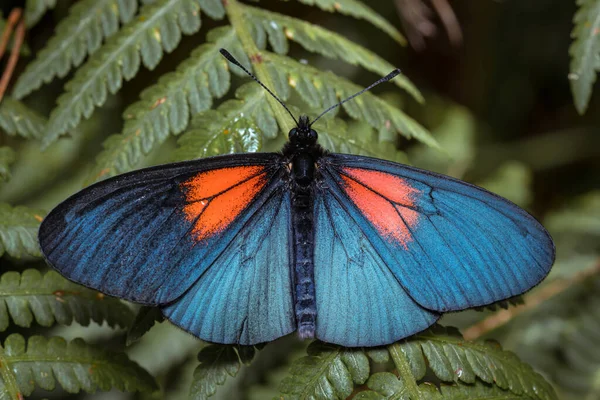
top-left (13, 0), bottom-right (139, 99)
top-left (356, 377), bottom-right (528, 399)
top-left (0, 203), bottom-right (44, 258)
top-left (173, 82), bottom-right (266, 160)
top-left (279, 341), bottom-right (369, 399)
top-left (126, 306), bottom-right (165, 346)
top-left (24, 0), bottom-right (57, 27)
top-left (243, 4), bottom-right (422, 101)
top-left (0, 147), bottom-right (15, 182)
top-left (0, 334), bottom-right (158, 397)
top-left (189, 344), bottom-right (258, 400)
top-left (293, 0), bottom-right (406, 45)
top-left (276, 327), bottom-right (556, 400)
top-left (43, 0), bottom-right (226, 148)
top-left (569, 0), bottom-right (600, 114)
top-left (0, 269), bottom-right (133, 331)
top-left (262, 52), bottom-right (437, 147)
top-left (0, 97), bottom-right (46, 139)
top-left (88, 26), bottom-right (238, 182)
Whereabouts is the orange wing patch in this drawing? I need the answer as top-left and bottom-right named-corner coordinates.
top-left (181, 166), bottom-right (267, 242)
top-left (340, 167), bottom-right (421, 248)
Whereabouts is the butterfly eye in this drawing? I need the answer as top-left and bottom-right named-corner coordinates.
top-left (289, 128), bottom-right (298, 139)
top-left (309, 129), bottom-right (318, 141)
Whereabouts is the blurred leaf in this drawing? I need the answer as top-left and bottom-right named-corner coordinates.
top-left (244, 4), bottom-right (421, 101)
top-left (569, 0), bottom-right (600, 114)
top-left (189, 344), bottom-right (258, 400)
top-left (479, 161), bottom-right (533, 208)
top-left (279, 341), bottom-right (369, 400)
top-left (0, 203), bottom-right (44, 258)
top-left (409, 104), bottom-right (476, 177)
top-left (263, 52), bottom-right (438, 148)
top-left (0, 97), bottom-right (46, 139)
top-left (13, 0), bottom-right (138, 99)
top-left (24, 0), bottom-right (57, 27)
top-left (0, 269), bottom-right (133, 331)
top-left (293, 0), bottom-right (406, 45)
top-left (126, 306), bottom-right (165, 346)
top-left (0, 334), bottom-right (158, 397)
top-left (546, 191), bottom-right (600, 236)
top-left (542, 275), bottom-right (600, 398)
top-left (0, 147), bottom-right (15, 182)
top-left (43, 0), bottom-right (226, 148)
top-left (87, 26), bottom-right (238, 182)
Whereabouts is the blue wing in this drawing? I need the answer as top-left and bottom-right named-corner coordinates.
top-left (38, 154), bottom-right (286, 306)
top-left (318, 154), bottom-right (555, 313)
top-left (161, 190), bottom-right (295, 345)
top-left (313, 193), bottom-right (440, 347)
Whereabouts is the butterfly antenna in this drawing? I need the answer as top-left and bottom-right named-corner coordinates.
top-left (310, 69), bottom-right (401, 127)
top-left (220, 49), bottom-right (299, 126)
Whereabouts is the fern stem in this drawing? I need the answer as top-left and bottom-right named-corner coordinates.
top-left (224, 0), bottom-right (295, 134)
top-left (0, 345), bottom-right (22, 400)
top-left (388, 343), bottom-right (422, 400)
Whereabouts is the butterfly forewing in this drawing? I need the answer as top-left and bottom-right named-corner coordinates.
top-left (318, 153), bottom-right (555, 313)
top-left (39, 154), bottom-right (289, 306)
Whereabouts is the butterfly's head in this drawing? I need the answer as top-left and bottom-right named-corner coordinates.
top-left (289, 115), bottom-right (318, 148)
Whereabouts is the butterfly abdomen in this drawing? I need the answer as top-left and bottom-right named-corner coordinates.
top-left (291, 152), bottom-right (317, 339)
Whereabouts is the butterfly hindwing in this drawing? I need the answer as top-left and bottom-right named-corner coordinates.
top-left (313, 193), bottom-right (440, 347)
top-left (161, 189), bottom-right (295, 345)
top-left (319, 154), bottom-right (555, 312)
top-left (38, 154), bottom-right (288, 307)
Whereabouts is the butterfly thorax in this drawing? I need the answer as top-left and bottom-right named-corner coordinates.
top-left (283, 115), bottom-right (326, 187)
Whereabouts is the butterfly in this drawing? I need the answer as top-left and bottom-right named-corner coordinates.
top-left (38, 49), bottom-right (555, 347)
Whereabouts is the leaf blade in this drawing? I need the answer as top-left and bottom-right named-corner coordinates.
top-left (0, 269), bottom-right (133, 332)
top-left (13, 0), bottom-right (139, 99)
top-left (0, 334), bottom-right (158, 396)
top-left (0, 203), bottom-right (44, 258)
top-left (569, 0), bottom-right (600, 114)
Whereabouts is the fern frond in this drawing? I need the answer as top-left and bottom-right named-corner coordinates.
top-left (294, 0), bottom-right (406, 45)
top-left (279, 341), bottom-right (369, 400)
top-left (0, 269), bottom-right (133, 331)
top-left (24, 0), bottom-right (56, 27)
top-left (13, 0), bottom-right (138, 99)
top-left (0, 334), bottom-right (158, 397)
top-left (173, 82), bottom-right (268, 161)
top-left (279, 327), bottom-right (556, 400)
top-left (189, 344), bottom-right (258, 400)
top-left (263, 52), bottom-right (438, 147)
top-left (0, 147), bottom-right (15, 182)
top-left (126, 306), bottom-right (164, 345)
top-left (356, 375), bottom-right (529, 399)
top-left (0, 203), bottom-right (44, 258)
top-left (43, 0), bottom-right (226, 148)
top-left (243, 5), bottom-right (422, 102)
top-left (317, 119), bottom-right (406, 161)
top-left (402, 326), bottom-right (558, 400)
top-left (569, 0), bottom-right (600, 114)
top-left (0, 97), bottom-right (46, 139)
top-left (87, 26), bottom-right (238, 182)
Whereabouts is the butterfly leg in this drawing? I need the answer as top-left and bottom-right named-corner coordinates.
top-left (292, 186), bottom-right (317, 339)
